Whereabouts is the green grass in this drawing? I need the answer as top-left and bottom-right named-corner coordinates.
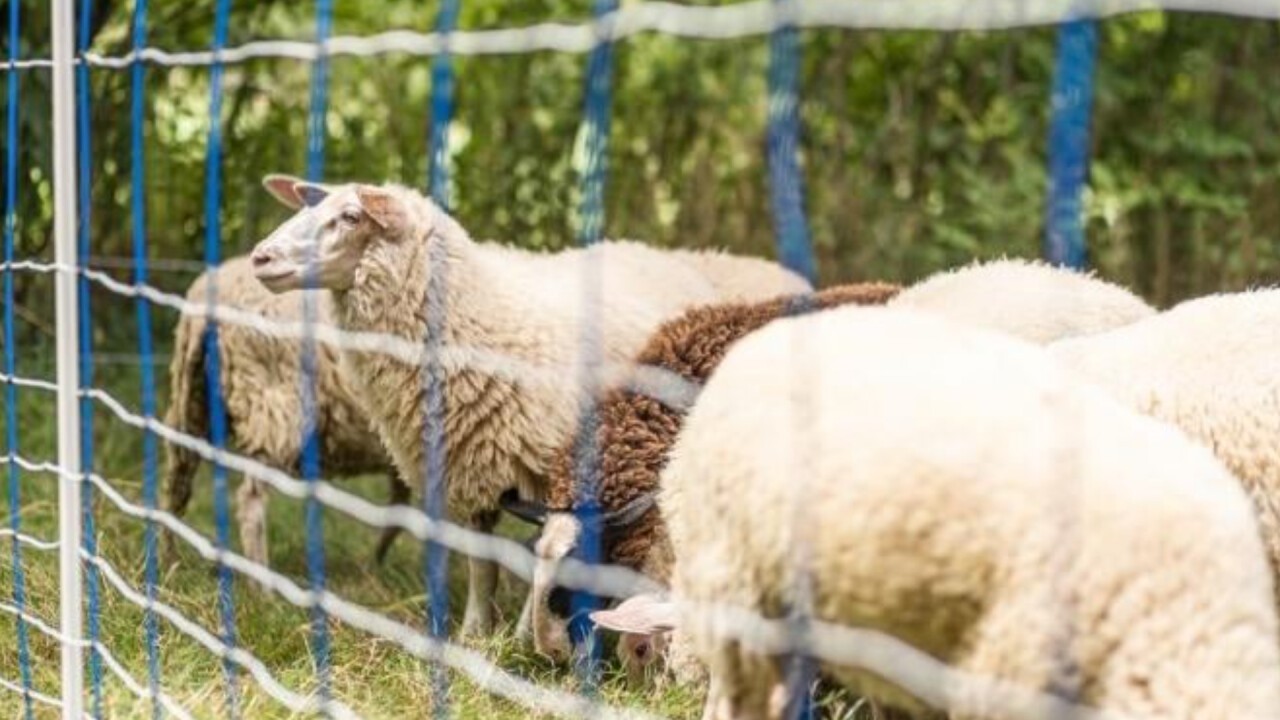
top-left (0, 362), bottom-right (713, 720)
top-left (0, 361), bottom-right (882, 720)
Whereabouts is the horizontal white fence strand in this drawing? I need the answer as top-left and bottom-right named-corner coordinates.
top-left (2, 287), bottom-right (1131, 716)
top-left (2, 0), bottom-right (1280, 73)
top-left (699, 603), bottom-right (1128, 720)
top-left (0, 528), bottom-right (60, 551)
top-left (0, 371), bottom-right (60, 394)
top-left (5, 451), bottom-right (65, 476)
top-left (2, 260), bottom-right (702, 412)
top-left (0, 445), bottom-right (1126, 712)
top-left (0, 675), bottom-right (68, 712)
top-left (7, 448), bottom-right (1124, 719)
top-left (80, 386), bottom-right (661, 600)
top-left (73, 263), bottom-right (701, 412)
top-left (81, 549), bottom-right (361, 719)
top-left (0, 600), bottom-right (193, 720)
top-left (42, 460), bottom-right (656, 720)
top-left (7, 449), bottom-right (662, 717)
top-left (82, 544), bottom-right (658, 720)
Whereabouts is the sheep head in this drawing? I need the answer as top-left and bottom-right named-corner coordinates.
top-left (589, 594), bottom-right (680, 687)
top-left (501, 490), bottom-right (661, 663)
top-left (252, 173), bottom-right (421, 293)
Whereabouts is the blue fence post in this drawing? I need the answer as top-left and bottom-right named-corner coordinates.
top-left (128, 0), bottom-right (165, 715)
top-left (302, 0), bottom-right (335, 712)
top-left (203, 0), bottom-right (241, 715)
top-left (568, 0), bottom-right (619, 690)
top-left (74, 0), bottom-right (104, 714)
top-left (1043, 18), bottom-right (1098, 270)
top-left (766, 0), bottom-right (817, 287)
top-left (4, 0), bottom-right (34, 716)
top-left (422, 2), bottom-right (460, 717)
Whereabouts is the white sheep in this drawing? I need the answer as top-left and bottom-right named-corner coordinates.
top-left (163, 254), bottom-right (409, 571)
top-left (248, 174), bottom-right (808, 636)
top-left (593, 307), bottom-right (1280, 719)
top-left (889, 257), bottom-right (1154, 343)
top-left (1048, 288), bottom-right (1280, 612)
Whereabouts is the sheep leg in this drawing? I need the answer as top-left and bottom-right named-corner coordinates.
top-left (514, 589), bottom-right (534, 641)
top-left (374, 473), bottom-right (412, 565)
top-left (700, 640), bottom-right (783, 720)
top-left (235, 474), bottom-right (271, 592)
top-left (459, 510), bottom-right (500, 638)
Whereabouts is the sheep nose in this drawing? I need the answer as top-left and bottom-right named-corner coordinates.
top-left (251, 247), bottom-right (277, 268)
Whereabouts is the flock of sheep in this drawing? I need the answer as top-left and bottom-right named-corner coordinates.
top-left (157, 174), bottom-right (1280, 719)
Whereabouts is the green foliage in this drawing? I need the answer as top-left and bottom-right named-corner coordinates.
top-left (2, 6), bottom-right (1280, 351)
top-left (5, 6), bottom-right (1280, 716)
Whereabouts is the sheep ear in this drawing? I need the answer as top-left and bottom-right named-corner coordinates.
top-left (589, 594), bottom-right (678, 634)
top-left (263, 174), bottom-right (309, 210)
top-left (499, 489), bottom-right (548, 527)
top-left (293, 182), bottom-right (331, 208)
top-left (355, 186), bottom-right (404, 230)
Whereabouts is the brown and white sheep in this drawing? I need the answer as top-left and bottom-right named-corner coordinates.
top-left (503, 282), bottom-right (901, 665)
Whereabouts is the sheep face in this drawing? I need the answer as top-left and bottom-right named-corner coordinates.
top-left (252, 174), bottom-right (406, 294)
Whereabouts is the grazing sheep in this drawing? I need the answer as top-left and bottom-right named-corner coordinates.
top-left (1048, 288), bottom-right (1280, 613)
top-left (163, 255), bottom-right (410, 571)
top-left (592, 307), bottom-right (1280, 720)
top-left (502, 282), bottom-right (901, 664)
top-left (248, 174), bottom-right (808, 636)
top-left (889, 258), bottom-right (1154, 343)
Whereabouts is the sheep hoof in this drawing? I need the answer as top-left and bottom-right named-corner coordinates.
top-left (458, 611), bottom-right (495, 640)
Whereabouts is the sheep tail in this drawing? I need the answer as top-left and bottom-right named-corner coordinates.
top-left (163, 311), bottom-right (211, 523)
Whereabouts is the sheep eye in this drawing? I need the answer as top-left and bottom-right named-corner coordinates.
top-left (339, 210), bottom-right (362, 225)
top-left (634, 643), bottom-right (649, 660)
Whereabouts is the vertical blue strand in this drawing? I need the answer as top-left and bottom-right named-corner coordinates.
top-left (302, 0), bottom-right (334, 711)
top-left (766, 0), bottom-right (817, 286)
top-left (305, 0), bottom-right (333, 183)
top-left (204, 0), bottom-right (240, 715)
top-left (423, 2), bottom-right (460, 717)
top-left (129, 0), bottom-right (164, 716)
top-left (575, 0), bottom-right (617, 248)
top-left (427, 0), bottom-right (460, 208)
top-left (4, 0), bottom-right (34, 716)
top-left (568, 0), bottom-right (618, 691)
top-left (421, 209), bottom-right (452, 719)
top-left (769, 2), bottom-right (816, 717)
top-left (1043, 18), bottom-right (1098, 270)
top-left (75, 0), bottom-right (105, 714)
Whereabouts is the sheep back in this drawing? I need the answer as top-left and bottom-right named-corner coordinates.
top-left (889, 257), bottom-right (1154, 344)
top-left (671, 247), bottom-right (813, 302)
top-left (1049, 288), bottom-right (1280, 613)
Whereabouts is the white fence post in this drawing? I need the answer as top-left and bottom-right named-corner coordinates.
top-left (51, 0), bottom-right (85, 715)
